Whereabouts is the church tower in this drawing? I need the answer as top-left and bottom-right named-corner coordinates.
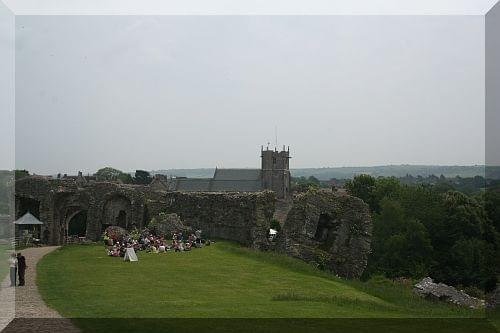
top-left (261, 145), bottom-right (291, 199)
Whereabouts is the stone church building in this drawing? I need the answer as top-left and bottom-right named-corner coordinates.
top-left (165, 146), bottom-right (291, 199)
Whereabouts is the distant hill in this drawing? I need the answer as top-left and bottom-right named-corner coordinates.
top-left (290, 165), bottom-right (486, 180)
top-left (152, 165), bottom-right (489, 180)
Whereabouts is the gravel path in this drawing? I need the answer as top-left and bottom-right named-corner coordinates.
top-left (0, 246), bottom-right (80, 333)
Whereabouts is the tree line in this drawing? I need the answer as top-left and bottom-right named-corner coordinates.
top-left (344, 174), bottom-right (500, 295)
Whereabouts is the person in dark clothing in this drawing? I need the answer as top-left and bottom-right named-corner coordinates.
top-left (17, 253), bottom-right (27, 286)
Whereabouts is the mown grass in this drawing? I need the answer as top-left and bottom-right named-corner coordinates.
top-left (36, 241), bottom-right (495, 332)
top-left (487, 308), bottom-right (500, 331)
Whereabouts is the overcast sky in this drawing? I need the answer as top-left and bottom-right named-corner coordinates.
top-left (3, 0), bottom-right (498, 15)
top-left (13, 15), bottom-right (485, 174)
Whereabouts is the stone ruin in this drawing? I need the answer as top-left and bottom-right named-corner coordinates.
top-left (14, 176), bottom-right (275, 250)
top-left (275, 190), bottom-right (372, 279)
top-left (149, 213), bottom-right (188, 236)
top-left (414, 277), bottom-right (485, 309)
top-left (15, 176), bottom-right (373, 279)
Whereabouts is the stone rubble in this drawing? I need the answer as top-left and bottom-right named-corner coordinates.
top-left (486, 284), bottom-right (500, 310)
top-left (414, 277), bottom-right (485, 309)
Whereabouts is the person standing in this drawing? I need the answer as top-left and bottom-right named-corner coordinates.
top-left (8, 253), bottom-right (17, 287)
top-left (17, 252), bottom-right (27, 286)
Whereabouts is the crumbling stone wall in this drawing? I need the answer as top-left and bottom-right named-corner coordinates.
top-left (275, 190), bottom-right (372, 279)
top-left (14, 177), bottom-right (274, 249)
top-left (15, 177), bottom-right (373, 275)
top-left (146, 191), bottom-right (275, 249)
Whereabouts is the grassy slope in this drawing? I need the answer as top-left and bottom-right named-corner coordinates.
top-left (37, 242), bottom-right (486, 319)
top-left (489, 309), bottom-right (500, 332)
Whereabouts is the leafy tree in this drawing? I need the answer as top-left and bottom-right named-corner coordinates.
top-left (344, 174), bottom-right (377, 211)
top-left (95, 167), bottom-right (122, 181)
top-left (396, 185), bottom-right (447, 247)
top-left (291, 176), bottom-right (320, 193)
top-left (134, 170), bottom-right (152, 185)
top-left (95, 167), bottom-right (133, 184)
top-left (484, 188), bottom-right (500, 233)
top-left (15, 169), bottom-right (29, 180)
top-left (347, 175), bottom-right (499, 292)
top-left (118, 173), bottom-right (133, 184)
top-left (433, 181), bottom-right (455, 194)
top-left (372, 177), bottom-right (401, 212)
top-left (441, 191), bottom-right (485, 240)
top-left (367, 198), bottom-right (433, 278)
top-left (445, 238), bottom-right (497, 290)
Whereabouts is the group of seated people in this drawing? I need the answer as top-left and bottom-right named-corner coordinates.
top-left (103, 228), bottom-right (211, 257)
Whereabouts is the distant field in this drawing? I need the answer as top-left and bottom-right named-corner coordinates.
top-left (152, 165), bottom-right (489, 180)
top-left (36, 241), bottom-right (495, 332)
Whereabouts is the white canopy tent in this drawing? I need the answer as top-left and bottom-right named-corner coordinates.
top-left (14, 212), bottom-right (43, 245)
top-left (14, 212), bottom-right (44, 225)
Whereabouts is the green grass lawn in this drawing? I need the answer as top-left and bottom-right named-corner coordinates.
top-left (37, 241), bottom-right (496, 332)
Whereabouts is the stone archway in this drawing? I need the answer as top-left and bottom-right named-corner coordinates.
top-left (54, 192), bottom-right (90, 245)
top-left (67, 210), bottom-right (87, 237)
top-left (102, 195), bottom-right (132, 231)
top-left (59, 207), bottom-right (88, 244)
top-left (314, 213), bottom-right (333, 242)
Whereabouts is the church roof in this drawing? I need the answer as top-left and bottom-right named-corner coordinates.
top-left (170, 168), bottom-right (263, 193)
top-left (213, 169), bottom-right (261, 181)
top-left (211, 169), bottom-right (262, 192)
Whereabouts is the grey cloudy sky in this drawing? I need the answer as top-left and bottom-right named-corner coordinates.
top-left (13, 15), bottom-right (485, 174)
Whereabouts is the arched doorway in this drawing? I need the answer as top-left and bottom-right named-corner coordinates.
top-left (54, 192), bottom-right (90, 244)
top-left (102, 195), bottom-right (132, 230)
top-left (116, 210), bottom-right (127, 229)
top-left (314, 213), bottom-right (342, 251)
top-left (314, 213), bottom-right (332, 242)
top-left (68, 210), bottom-right (87, 237)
